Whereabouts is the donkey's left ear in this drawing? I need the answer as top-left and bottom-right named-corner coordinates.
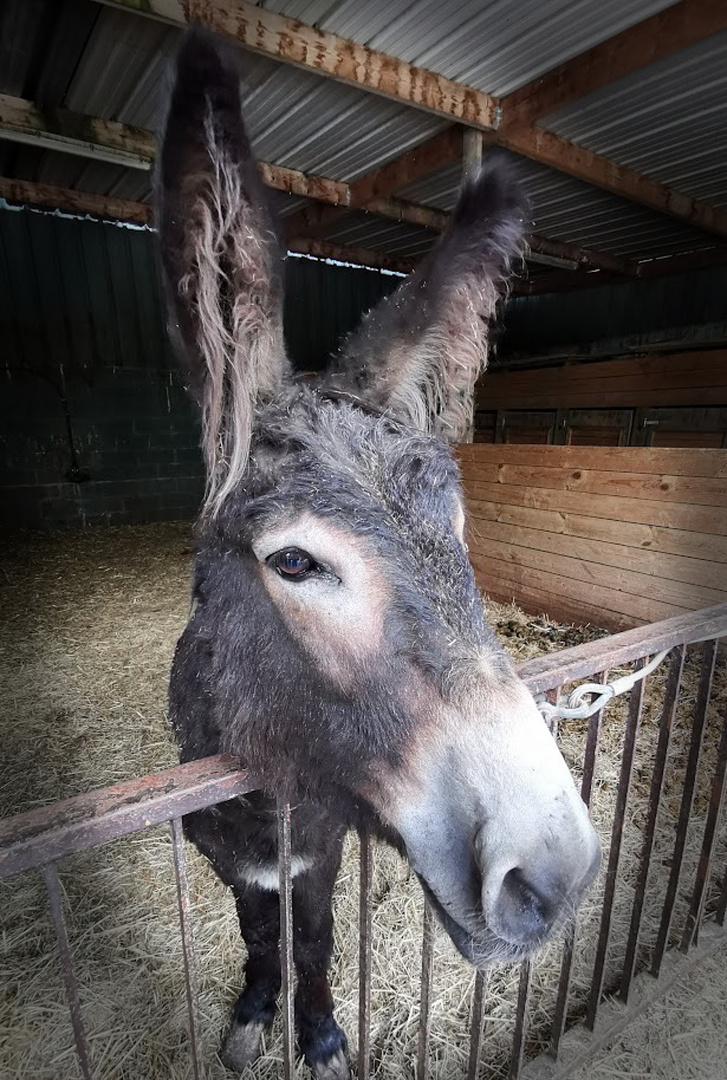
top-left (157, 28), bottom-right (289, 514)
top-left (325, 159), bottom-right (528, 443)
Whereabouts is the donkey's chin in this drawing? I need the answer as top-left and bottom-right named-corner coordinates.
top-left (417, 878), bottom-right (539, 969)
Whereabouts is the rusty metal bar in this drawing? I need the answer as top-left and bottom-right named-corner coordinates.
top-left (586, 665), bottom-right (646, 1029)
top-left (277, 801), bottom-right (295, 1080)
top-left (550, 928), bottom-right (576, 1063)
top-left (579, 673), bottom-right (608, 808)
top-left (517, 604), bottom-right (727, 695)
top-left (509, 959), bottom-right (532, 1079)
top-left (466, 970), bottom-right (487, 1080)
top-left (717, 865), bottom-right (727, 926)
top-left (619, 646), bottom-right (685, 1001)
top-left (416, 899), bottom-right (435, 1080)
top-left (652, 638), bottom-right (718, 976)
top-left (550, 672), bottom-right (607, 1057)
top-left (680, 690), bottom-right (727, 951)
top-left (170, 817), bottom-right (204, 1080)
top-left (42, 862), bottom-right (93, 1080)
top-left (358, 830), bottom-right (373, 1080)
top-left (0, 756), bottom-right (255, 881)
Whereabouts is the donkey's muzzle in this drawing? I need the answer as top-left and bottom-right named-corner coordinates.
top-left (477, 831), bottom-right (601, 948)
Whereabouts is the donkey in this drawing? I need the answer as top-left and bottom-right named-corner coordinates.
top-left (159, 30), bottom-right (600, 1080)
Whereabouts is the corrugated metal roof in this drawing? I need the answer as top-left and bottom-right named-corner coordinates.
top-left (542, 31), bottom-right (727, 210)
top-left (62, 5), bottom-right (450, 181)
top-left (399, 154), bottom-right (717, 261)
top-left (0, 0), bottom-right (721, 268)
top-left (317, 212), bottom-right (436, 258)
top-left (263, 0), bottom-right (679, 96)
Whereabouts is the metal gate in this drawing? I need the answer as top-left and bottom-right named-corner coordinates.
top-left (1, 604), bottom-right (726, 1079)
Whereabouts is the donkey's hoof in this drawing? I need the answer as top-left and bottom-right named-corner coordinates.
top-left (313, 1049), bottom-right (350, 1080)
top-left (220, 1020), bottom-right (265, 1072)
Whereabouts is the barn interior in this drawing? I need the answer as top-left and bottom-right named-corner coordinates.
top-left (1, 2), bottom-right (726, 1079)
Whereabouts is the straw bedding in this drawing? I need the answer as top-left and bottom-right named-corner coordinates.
top-left (1, 523), bottom-right (724, 1079)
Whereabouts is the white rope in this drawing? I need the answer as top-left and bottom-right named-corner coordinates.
top-left (535, 649), bottom-right (670, 725)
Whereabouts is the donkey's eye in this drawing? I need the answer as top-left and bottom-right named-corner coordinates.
top-left (270, 548), bottom-right (318, 579)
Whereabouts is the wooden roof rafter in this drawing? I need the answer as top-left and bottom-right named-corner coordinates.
top-left (4, 176), bottom-right (723, 295)
top-left (99, 0), bottom-right (501, 129)
top-left (0, 95), bottom-right (637, 277)
top-left (93, 0), bottom-right (727, 240)
top-left (500, 0), bottom-right (727, 131)
top-left (0, 177), bottom-right (416, 274)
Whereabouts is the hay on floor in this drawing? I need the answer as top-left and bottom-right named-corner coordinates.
top-left (0, 523), bottom-right (724, 1080)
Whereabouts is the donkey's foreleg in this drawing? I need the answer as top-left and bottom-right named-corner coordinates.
top-left (181, 809), bottom-right (281, 1071)
top-left (293, 850), bottom-right (349, 1080)
top-left (220, 883), bottom-right (282, 1071)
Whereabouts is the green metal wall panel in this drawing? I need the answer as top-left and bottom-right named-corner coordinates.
top-left (0, 205), bottom-right (397, 527)
top-left (502, 266), bottom-right (727, 359)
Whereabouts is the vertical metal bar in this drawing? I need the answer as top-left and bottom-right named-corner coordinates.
top-left (680, 690), bottom-right (727, 951)
top-left (42, 862), bottom-right (93, 1080)
top-left (717, 865), bottom-right (727, 926)
top-left (550, 672), bottom-right (606, 1057)
top-left (651, 638), bottom-right (718, 977)
top-left (416, 900), bottom-right (435, 1080)
top-left (466, 970), bottom-right (487, 1080)
top-left (586, 665), bottom-right (646, 1029)
top-left (277, 801), bottom-right (295, 1080)
top-left (619, 647), bottom-right (685, 1001)
top-left (509, 959), bottom-right (532, 1080)
top-left (170, 818), bottom-right (204, 1080)
top-left (550, 929), bottom-right (575, 1061)
top-left (358, 830), bottom-right (373, 1080)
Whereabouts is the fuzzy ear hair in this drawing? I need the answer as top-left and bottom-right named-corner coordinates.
top-left (325, 158), bottom-right (528, 442)
top-left (157, 28), bottom-right (289, 514)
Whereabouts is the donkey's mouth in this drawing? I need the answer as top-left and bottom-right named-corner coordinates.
top-left (417, 877), bottom-right (531, 968)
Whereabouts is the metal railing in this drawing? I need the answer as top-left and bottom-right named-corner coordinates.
top-left (1, 604), bottom-right (726, 1079)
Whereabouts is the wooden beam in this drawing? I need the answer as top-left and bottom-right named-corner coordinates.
top-left (528, 233), bottom-right (635, 276)
top-left (363, 197), bottom-right (448, 231)
top-left (0, 176), bottom-right (153, 225)
top-left (0, 92), bottom-right (154, 168)
top-left (284, 129), bottom-right (469, 239)
top-left (6, 176), bottom-right (718, 292)
top-left (500, 126), bottom-right (727, 240)
top-left (0, 176), bottom-right (413, 272)
top-left (517, 244), bottom-right (727, 295)
top-left (94, 2), bottom-right (725, 241)
top-left (0, 173), bottom-right (621, 281)
top-left (282, 203), bottom-right (630, 275)
top-left (502, 0), bottom-right (727, 130)
top-left (99, 0), bottom-right (499, 129)
top-left (288, 237), bottom-right (414, 273)
top-left (348, 127), bottom-right (468, 205)
top-left (0, 96), bottom-right (354, 206)
top-left (0, 98), bottom-right (640, 276)
top-left (258, 161), bottom-right (348, 205)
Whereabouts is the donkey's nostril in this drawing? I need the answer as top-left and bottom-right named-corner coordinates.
top-left (496, 867), bottom-right (553, 945)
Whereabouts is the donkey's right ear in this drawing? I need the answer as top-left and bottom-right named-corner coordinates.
top-left (157, 28), bottom-right (289, 514)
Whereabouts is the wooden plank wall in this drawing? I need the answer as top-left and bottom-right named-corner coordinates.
top-left (478, 350), bottom-right (727, 410)
top-left (458, 444), bottom-right (727, 631)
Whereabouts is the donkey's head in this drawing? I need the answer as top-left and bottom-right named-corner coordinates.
top-left (159, 31), bottom-right (600, 965)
